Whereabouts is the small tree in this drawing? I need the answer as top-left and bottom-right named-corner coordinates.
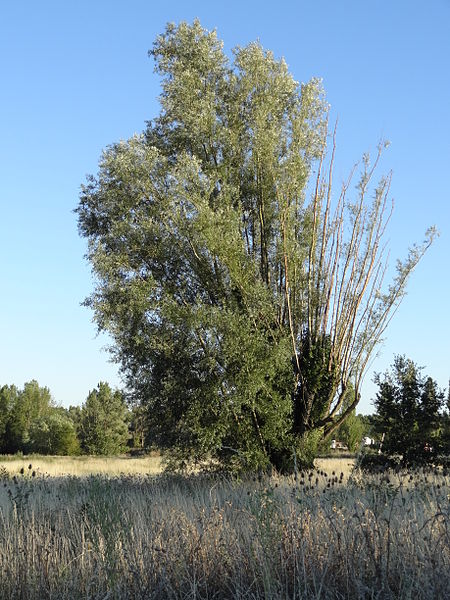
top-left (79, 382), bottom-right (129, 455)
top-left (373, 356), bottom-right (445, 463)
top-left (324, 384), bottom-right (368, 451)
top-left (332, 412), bottom-right (367, 452)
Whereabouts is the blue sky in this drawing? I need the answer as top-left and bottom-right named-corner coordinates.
top-left (1, 1), bottom-right (449, 412)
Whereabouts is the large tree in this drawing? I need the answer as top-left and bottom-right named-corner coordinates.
top-left (77, 20), bottom-right (434, 470)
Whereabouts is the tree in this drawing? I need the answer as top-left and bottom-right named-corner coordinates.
top-left (441, 387), bottom-right (450, 456)
top-left (0, 381), bottom-right (81, 455)
top-left (373, 356), bottom-right (445, 463)
top-left (128, 403), bottom-right (147, 450)
top-left (66, 405), bottom-right (82, 431)
top-left (322, 384), bottom-right (368, 451)
top-left (334, 412), bottom-right (367, 452)
top-left (3, 380), bottom-right (53, 453)
top-left (28, 410), bottom-right (80, 455)
top-left (76, 20), bottom-right (435, 471)
top-left (79, 382), bottom-right (129, 455)
top-left (0, 385), bottom-right (18, 452)
top-left (329, 385), bottom-right (367, 451)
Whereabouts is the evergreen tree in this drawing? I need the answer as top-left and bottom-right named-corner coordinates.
top-left (77, 21), bottom-right (434, 471)
top-left (373, 356), bottom-right (445, 463)
top-left (441, 387), bottom-right (450, 455)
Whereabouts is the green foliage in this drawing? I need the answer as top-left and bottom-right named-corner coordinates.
top-left (327, 385), bottom-right (369, 451)
top-left (76, 20), bottom-right (434, 472)
top-left (0, 381), bottom-right (131, 456)
top-left (66, 405), bottom-right (82, 431)
top-left (1, 381), bottom-right (53, 453)
top-left (373, 356), bottom-right (446, 464)
top-left (28, 411), bottom-right (80, 455)
top-left (128, 404), bottom-right (147, 449)
top-left (79, 382), bottom-right (129, 455)
top-left (293, 333), bottom-right (338, 435)
top-left (0, 385), bottom-right (18, 451)
top-left (335, 412), bottom-right (367, 452)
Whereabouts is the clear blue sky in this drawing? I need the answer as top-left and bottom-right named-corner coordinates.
top-left (1, 1), bottom-right (449, 413)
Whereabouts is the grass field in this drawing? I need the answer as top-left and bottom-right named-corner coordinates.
top-left (0, 453), bottom-right (354, 478)
top-left (0, 455), bottom-right (448, 599)
top-left (0, 453), bottom-right (162, 477)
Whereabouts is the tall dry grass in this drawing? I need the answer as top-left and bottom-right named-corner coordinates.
top-left (0, 453), bottom-right (162, 477)
top-left (0, 462), bottom-right (448, 599)
top-left (0, 454), bottom-right (353, 479)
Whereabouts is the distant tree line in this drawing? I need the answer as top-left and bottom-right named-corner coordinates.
top-left (0, 376), bottom-right (370, 456)
top-left (0, 377), bottom-right (370, 456)
top-left (1, 356), bottom-right (448, 462)
top-left (0, 381), bottom-right (142, 455)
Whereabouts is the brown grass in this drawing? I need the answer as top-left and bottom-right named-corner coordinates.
top-left (314, 456), bottom-right (355, 480)
top-left (0, 453), bottom-right (162, 477)
top-left (0, 458), bottom-right (448, 599)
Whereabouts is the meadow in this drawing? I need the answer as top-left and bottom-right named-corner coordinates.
top-left (0, 455), bottom-right (448, 599)
top-left (0, 453), bottom-right (163, 477)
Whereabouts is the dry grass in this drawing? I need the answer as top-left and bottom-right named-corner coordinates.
top-left (0, 453), bottom-right (162, 477)
top-left (314, 456), bottom-right (355, 480)
top-left (0, 454), bottom-right (354, 480)
top-left (0, 460), bottom-right (448, 599)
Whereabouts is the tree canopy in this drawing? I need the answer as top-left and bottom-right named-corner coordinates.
top-left (0, 381), bottom-right (79, 455)
top-left (0, 380), bottom-right (132, 456)
top-left (77, 20), bottom-right (435, 471)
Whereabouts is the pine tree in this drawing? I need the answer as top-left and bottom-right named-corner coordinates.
top-left (374, 356), bottom-right (445, 463)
